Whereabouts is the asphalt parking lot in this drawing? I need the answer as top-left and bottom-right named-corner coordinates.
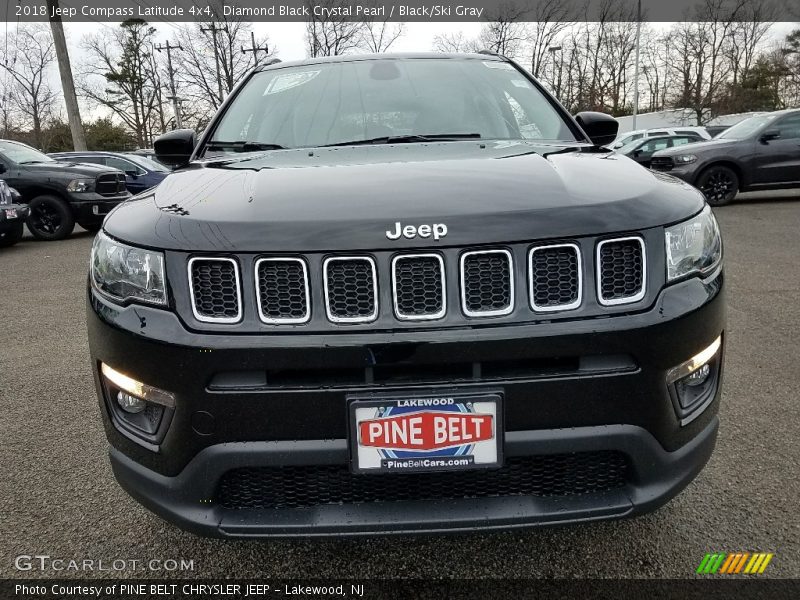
top-left (1, 192), bottom-right (798, 580)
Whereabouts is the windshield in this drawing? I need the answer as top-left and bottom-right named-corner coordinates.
top-left (126, 154), bottom-right (169, 172)
top-left (206, 57), bottom-right (578, 152)
top-left (716, 114), bottom-right (774, 140)
top-left (0, 141), bottom-right (54, 164)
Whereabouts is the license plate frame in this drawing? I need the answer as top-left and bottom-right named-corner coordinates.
top-left (348, 391), bottom-right (503, 475)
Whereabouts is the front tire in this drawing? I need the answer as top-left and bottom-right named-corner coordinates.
top-left (0, 222), bottom-right (24, 247)
top-left (696, 165), bottom-right (738, 206)
top-left (26, 195), bottom-right (75, 240)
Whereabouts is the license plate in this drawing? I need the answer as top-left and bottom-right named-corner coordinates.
top-left (349, 392), bottom-right (503, 474)
top-left (4, 209), bottom-right (17, 219)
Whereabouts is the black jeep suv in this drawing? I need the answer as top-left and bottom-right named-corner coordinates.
top-left (651, 109), bottom-right (800, 205)
top-left (88, 53), bottom-right (725, 537)
top-left (0, 140), bottom-right (130, 240)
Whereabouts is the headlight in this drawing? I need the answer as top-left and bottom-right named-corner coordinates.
top-left (67, 178), bottom-right (94, 192)
top-left (91, 231), bottom-right (167, 305)
top-left (673, 154), bottom-right (697, 164)
top-left (665, 205), bottom-right (722, 281)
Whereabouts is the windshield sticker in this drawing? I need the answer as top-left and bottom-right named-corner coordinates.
top-left (263, 70), bottom-right (320, 95)
top-left (483, 61), bottom-right (514, 70)
top-left (511, 79), bottom-right (528, 88)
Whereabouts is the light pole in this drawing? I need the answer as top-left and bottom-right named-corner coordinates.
top-left (548, 45), bottom-right (562, 100)
top-left (632, 0), bottom-right (642, 129)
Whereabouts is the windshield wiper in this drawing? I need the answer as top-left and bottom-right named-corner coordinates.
top-left (205, 140), bottom-right (287, 152)
top-left (322, 133), bottom-right (481, 147)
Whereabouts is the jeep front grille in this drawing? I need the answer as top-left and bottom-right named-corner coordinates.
top-left (255, 258), bottom-right (310, 324)
top-left (460, 250), bottom-right (513, 317)
top-left (597, 237), bottom-right (646, 305)
top-left (323, 257), bottom-right (378, 323)
top-left (184, 236), bottom-right (651, 327)
top-left (188, 257), bottom-right (242, 323)
top-left (392, 254), bottom-right (445, 320)
top-left (529, 244), bottom-right (581, 311)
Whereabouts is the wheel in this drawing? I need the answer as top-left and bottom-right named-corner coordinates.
top-left (696, 165), bottom-right (738, 206)
top-left (78, 220), bottom-right (103, 233)
top-left (26, 195), bottom-right (75, 240)
top-left (0, 222), bottom-right (24, 247)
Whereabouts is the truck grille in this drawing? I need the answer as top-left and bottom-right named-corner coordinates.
top-left (188, 257), bottom-right (242, 323)
top-left (95, 173), bottom-right (126, 196)
top-left (216, 451), bottom-right (630, 510)
top-left (255, 258), bottom-right (310, 324)
top-left (529, 244), bottom-right (581, 311)
top-left (597, 237), bottom-right (646, 305)
top-left (185, 237), bottom-right (649, 327)
top-left (323, 257), bottom-right (378, 323)
top-left (461, 250), bottom-right (513, 316)
top-left (392, 254), bottom-right (445, 320)
top-left (650, 157), bottom-right (673, 171)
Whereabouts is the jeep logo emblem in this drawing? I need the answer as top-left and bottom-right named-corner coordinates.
top-left (386, 221), bottom-right (448, 241)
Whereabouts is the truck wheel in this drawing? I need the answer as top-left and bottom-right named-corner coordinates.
top-left (26, 195), bottom-right (75, 240)
top-left (78, 220), bottom-right (103, 233)
top-left (0, 222), bottom-right (24, 247)
top-left (696, 166), bottom-right (738, 206)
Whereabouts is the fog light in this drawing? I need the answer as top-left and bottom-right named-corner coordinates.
top-left (116, 391), bottom-right (146, 413)
top-left (683, 364), bottom-right (710, 387)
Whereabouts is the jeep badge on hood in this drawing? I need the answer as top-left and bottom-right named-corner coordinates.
top-left (386, 221), bottom-right (448, 241)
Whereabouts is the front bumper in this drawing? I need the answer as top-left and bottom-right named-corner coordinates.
top-left (69, 194), bottom-right (130, 222)
top-left (89, 270), bottom-right (725, 537)
top-left (0, 203), bottom-right (29, 230)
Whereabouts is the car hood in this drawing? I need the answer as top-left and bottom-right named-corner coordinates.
top-left (22, 161), bottom-right (121, 177)
top-left (653, 138), bottom-right (740, 157)
top-left (105, 141), bottom-right (704, 252)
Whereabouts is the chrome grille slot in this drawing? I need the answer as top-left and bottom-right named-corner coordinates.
top-left (255, 258), bottom-right (310, 324)
top-left (597, 237), bottom-right (646, 305)
top-left (188, 257), bottom-right (242, 323)
top-left (460, 250), bottom-right (513, 317)
top-left (392, 254), bottom-right (445, 320)
top-left (323, 256), bottom-right (378, 323)
top-left (528, 244), bottom-right (581, 312)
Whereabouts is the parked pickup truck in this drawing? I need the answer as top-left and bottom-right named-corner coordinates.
top-left (0, 139), bottom-right (130, 240)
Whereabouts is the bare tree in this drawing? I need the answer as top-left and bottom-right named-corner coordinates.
top-left (431, 31), bottom-right (479, 54)
top-left (360, 20), bottom-right (405, 53)
top-left (305, 1), bottom-right (365, 57)
top-left (477, 2), bottom-right (529, 58)
top-left (174, 19), bottom-right (274, 115)
top-left (80, 19), bottom-right (161, 147)
top-left (527, 0), bottom-right (573, 78)
top-left (1, 25), bottom-right (59, 149)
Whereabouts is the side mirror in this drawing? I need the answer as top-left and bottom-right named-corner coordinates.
top-left (760, 129), bottom-right (780, 143)
top-left (125, 170), bottom-right (138, 177)
top-left (633, 149), bottom-right (643, 157)
top-left (154, 129), bottom-right (196, 168)
top-left (574, 111), bottom-right (619, 147)
top-left (0, 163), bottom-right (6, 174)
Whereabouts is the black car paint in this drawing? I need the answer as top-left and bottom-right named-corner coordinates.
top-left (50, 151), bottom-right (169, 194)
top-left (651, 109), bottom-right (800, 191)
top-left (89, 53), bottom-right (725, 537)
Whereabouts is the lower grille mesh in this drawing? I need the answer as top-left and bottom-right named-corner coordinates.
top-left (599, 238), bottom-right (645, 303)
top-left (393, 255), bottom-right (444, 319)
top-left (324, 258), bottom-right (377, 322)
top-left (462, 251), bottom-right (512, 315)
top-left (216, 451), bottom-right (629, 510)
top-left (189, 258), bottom-right (240, 321)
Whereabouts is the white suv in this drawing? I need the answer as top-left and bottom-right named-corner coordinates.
top-left (610, 127), bottom-right (711, 149)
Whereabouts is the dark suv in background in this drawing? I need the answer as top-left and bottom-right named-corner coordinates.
top-left (651, 109), bottom-right (800, 205)
top-left (0, 140), bottom-right (130, 240)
